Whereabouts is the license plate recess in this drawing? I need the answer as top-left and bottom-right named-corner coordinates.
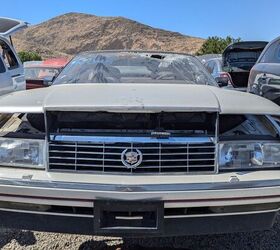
top-left (94, 200), bottom-right (164, 236)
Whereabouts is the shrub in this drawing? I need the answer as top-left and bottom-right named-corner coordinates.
top-left (18, 51), bottom-right (42, 63)
top-left (196, 36), bottom-right (241, 55)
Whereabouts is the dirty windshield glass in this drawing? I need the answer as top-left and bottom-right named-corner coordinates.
top-left (54, 52), bottom-right (217, 85)
top-left (24, 67), bottom-right (60, 80)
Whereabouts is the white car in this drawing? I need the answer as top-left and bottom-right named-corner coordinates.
top-left (0, 51), bottom-right (279, 237)
top-left (0, 17), bottom-right (27, 95)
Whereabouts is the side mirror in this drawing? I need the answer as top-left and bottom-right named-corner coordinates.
top-left (215, 76), bottom-right (229, 87)
top-left (43, 76), bottom-right (55, 86)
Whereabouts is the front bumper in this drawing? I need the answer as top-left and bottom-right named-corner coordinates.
top-left (0, 169), bottom-right (279, 236)
top-left (0, 208), bottom-right (277, 237)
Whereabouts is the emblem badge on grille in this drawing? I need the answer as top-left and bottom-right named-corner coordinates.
top-left (121, 148), bottom-right (143, 169)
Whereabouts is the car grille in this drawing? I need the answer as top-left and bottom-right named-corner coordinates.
top-left (48, 137), bottom-right (216, 174)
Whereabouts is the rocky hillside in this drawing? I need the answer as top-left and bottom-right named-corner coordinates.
top-left (14, 12), bottom-right (205, 58)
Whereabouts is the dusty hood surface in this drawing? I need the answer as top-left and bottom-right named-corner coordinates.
top-left (0, 84), bottom-right (279, 115)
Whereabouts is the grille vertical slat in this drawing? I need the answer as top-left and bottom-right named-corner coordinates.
top-left (74, 142), bottom-right (77, 171)
top-left (48, 138), bottom-right (216, 174)
top-left (186, 143), bottom-right (189, 173)
top-left (159, 143), bottom-right (161, 173)
top-left (102, 142), bottom-right (105, 172)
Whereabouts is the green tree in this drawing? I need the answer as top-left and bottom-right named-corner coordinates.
top-left (18, 51), bottom-right (42, 63)
top-left (196, 36), bottom-right (241, 55)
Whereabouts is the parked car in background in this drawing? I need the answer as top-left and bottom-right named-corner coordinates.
top-left (248, 36), bottom-right (280, 105)
top-left (24, 57), bottom-right (69, 89)
top-left (0, 17), bottom-right (27, 95)
top-left (199, 55), bottom-right (233, 88)
top-left (0, 51), bottom-right (279, 237)
top-left (197, 54), bottom-right (222, 62)
top-left (222, 41), bottom-right (268, 90)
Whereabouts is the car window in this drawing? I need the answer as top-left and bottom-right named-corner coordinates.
top-left (212, 61), bottom-right (218, 73)
top-left (24, 67), bottom-right (60, 80)
top-left (216, 61), bottom-right (221, 72)
top-left (259, 41), bottom-right (280, 63)
top-left (205, 62), bottom-right (211, 73)
top-left (205, 61), bottom-right (214, 73)
top-left (0, 39), bottom-right (19, 70)
top-left (0, 56), bottom-right (5, 73)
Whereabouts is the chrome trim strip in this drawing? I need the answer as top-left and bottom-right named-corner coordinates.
top-left (0, 177), bottom-right (279, 192)
top-left (51, 135), bottom-right (214, 144)
top-left (49, 144), bottom-right (216, 149)
top-left (215, 112), bottom-right (219, 174)
top-left (0, 207), bottom-right (277, 219)
top-left (0, 208), bottom-right (94, 218)
top-left (164, 208), bottom-right (279, 218)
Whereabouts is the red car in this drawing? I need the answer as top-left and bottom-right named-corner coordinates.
top-left (24, 57), bottom-right (69, 90)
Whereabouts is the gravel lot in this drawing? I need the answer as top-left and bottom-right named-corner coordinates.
top-left (0, 216), bottom-right (278, 250)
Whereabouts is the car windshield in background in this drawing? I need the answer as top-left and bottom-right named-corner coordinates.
top-left (54, 51), bottom-right (217, 85)
top-left (24, 67), bottom-right (60, 80)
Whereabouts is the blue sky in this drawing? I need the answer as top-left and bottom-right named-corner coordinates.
top-left (1, 0), bottom-right (279, 41)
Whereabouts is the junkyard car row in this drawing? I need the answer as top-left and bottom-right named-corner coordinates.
top-left (0, 18), bottom-right (279, 237)
top-left (199, 41), bottom-right (268, 91)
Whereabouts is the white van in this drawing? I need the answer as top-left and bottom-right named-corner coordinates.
top-left (0, 17), bottom-right (27, 95)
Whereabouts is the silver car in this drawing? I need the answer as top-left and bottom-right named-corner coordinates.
top-left (0, 51), bottom-right (279, 237)
top-left (248, 36), bottom-right (280, 105)
top-left (200, 56), bottom-right (232, 87)
top-left (0, 17), bottom-right (27, 95)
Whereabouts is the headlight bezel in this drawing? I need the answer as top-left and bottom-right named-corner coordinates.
top-left (0, 137), bottom-right (46, 169)
top-left (219, 140), bottom-right (280, 171)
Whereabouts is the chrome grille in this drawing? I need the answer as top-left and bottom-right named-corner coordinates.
top-left (48, 137), bottom-right (216, 174)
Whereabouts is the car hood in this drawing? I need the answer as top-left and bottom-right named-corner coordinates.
top-left (0, 84), bottom-right (279, 115)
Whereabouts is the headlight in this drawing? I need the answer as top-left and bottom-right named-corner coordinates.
top-left (0, 138), bottom-right (45, 168)
top-left (219, 142), bottom-right (280, 170)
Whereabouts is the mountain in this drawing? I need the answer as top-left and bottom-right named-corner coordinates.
top-left (14, 12), bottom-right (205, 58)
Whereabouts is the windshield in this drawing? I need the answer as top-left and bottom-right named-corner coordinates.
top-left (24, 67), bottom-right (60, 80)
top-left (54, 51), bottom-right (217, 86)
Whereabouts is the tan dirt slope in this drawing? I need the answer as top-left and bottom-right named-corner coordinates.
top-left (13, 12), bottom-right (205, 58)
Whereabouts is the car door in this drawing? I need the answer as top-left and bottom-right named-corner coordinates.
top-left (0, 53), bottom-right (13, 95)
top-left (248, 39), bottom-right (280, 104)
top-left (0, 18), bottom-right (28, 92)
top-left (0, 37), bottom-right (25, 91)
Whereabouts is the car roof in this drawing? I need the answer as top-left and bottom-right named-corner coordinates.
top-left (197, 54), bottom-right (222, 64)
top-left (23, 61), bottom-right (43, 68)
top-left (24, 58), bottom-right (70, 69)
top-left (42, 57), bottom-right (70, 67)
top-left (256, 36), bottom-right (280, 64)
